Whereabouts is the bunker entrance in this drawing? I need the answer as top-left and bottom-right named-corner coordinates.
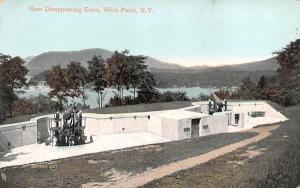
top-left (191, 118), bottom-right (200, 138)
top-left (235, 114), bottom-right (240, 125)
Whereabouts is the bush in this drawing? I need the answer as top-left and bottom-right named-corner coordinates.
top-left (106, 96), bottom-right (123, 107)
top-left (0, 105), bottom-right (6, 123)
top-left (106, 91), bottom-right (190, 107)
top-left (157, 91), bottom-right (189, 102)
top-left (136, 88), bottom-right (160, 104)
top-left (12, 95), bottom-right (59, 116)
top-left (106, 96), bottom-right (138, 107)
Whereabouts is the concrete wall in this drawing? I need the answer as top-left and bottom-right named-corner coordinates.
top-left (113, 117), bottom-right (148, 133)
top-left (85, 116), bottom-right (149, 136)
top-left (161, 118), bottom-right (179, 140)
top-left (200, 114), bottom-right (229, 136)
top-left (177, 119), bottom-right (192, 140)
top-left (85, 118), bottom-right (114, 136)
top-left (146, 116), bottom-right (163, 137)
top-left (0, 122), bottom-right (37, 151)
top-left (37, 117), bottom-right (51, 143)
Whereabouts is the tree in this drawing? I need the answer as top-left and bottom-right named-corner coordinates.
top-left (88, 56), bottom-right (107, 109)
top-left (257, 84), bottom-right (284, 103)
top-left (0, 86), bottom-right (8, 122)
top-left (0, 54), bottom-right (28, 117)
top-left (126, 55), bottom-right (148, 101)
top-left (106, 50), bottom-right (130, 103)
top-left (136, 71), bottom-right (159, 103)
top-left (273, 38), bottom-right (300, 105)
top-left (47, 65), bottom-right (78, 109)
top-left (257, 75), bottom-right (267, 90)
top-left (66, 62), bottom-right (89, 106)
top-left (239, 77), bottom-right (256, 99)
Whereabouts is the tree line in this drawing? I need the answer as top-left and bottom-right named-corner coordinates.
top-left (47, 50), bottom-right (157, 109)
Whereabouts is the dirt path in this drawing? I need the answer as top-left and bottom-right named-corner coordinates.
top-left (82, 125), bottom-right (280, 188)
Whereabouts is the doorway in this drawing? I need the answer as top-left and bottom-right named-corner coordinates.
top-left (191, 118), bottom-right (200, 138)
top-left (235, 114), bottom-right (240, 125)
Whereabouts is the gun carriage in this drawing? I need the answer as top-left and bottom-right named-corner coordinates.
top-left (50, 106), bottom-right (86, 146)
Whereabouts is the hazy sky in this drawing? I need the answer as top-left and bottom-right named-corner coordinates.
top-left (0, 0), bottom-right (299, 66)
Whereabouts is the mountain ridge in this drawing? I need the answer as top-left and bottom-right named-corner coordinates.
top-left (25, 48), bottom-right (186, 76)
top-left (24, 48), bottom-right (279, 77)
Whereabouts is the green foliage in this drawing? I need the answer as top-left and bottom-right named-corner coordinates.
top-left (0, 54), bottom-right (28, 117)
top-left (157, 91), bottom-right (189, 102)
top-left (105, 50), bottom-right (130, 98)
top-left (0, 92), bottom-right (7, 123)
top-left (136, 71), bottom-right (159, 103)
top-left (87, 56), bottom-right (107, 109)
top-left (241, 38), bottom-right (300, 106)
top-left (238, 77), bottom-right (256, 99)
top-left (106, 90), bottom-right (189, 107)
top-left (126, 55), bottom-right (148, 100)
top-left (257, 75), bottom-right (267, 90)
top-left (106, 50), bottom-right (158, 105)
top-left (47, 63), bottom-right (90, 109)
top-left (106, 96), bottom-right (133, 107)
top-left (273, 38), bottom-right (300, 105)
top-left (13, 95), bottom-right (59, 116)
top-left (47, 65), bottom-right (78, 108)
top-left (66, 62), bottom-right (89, 105)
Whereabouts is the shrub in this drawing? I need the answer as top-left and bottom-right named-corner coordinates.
top-left (106, 96), bottom-right (123, 107)
top-left (12, 94), bottom-right (59, 116)
top-left (0, 105), bottom-right (6, 123)
top-left (158, 91), bottom-right (189, 102)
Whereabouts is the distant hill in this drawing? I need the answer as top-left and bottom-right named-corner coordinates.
top-left (25, 49), bottom-right (112, 76)
top-left (152, 57), bottom-right (279, 87)
top-left (208, 57), bottom-right (279, 72)
top-left (24, 56), bottom-right (35, 63)
top-left (25, 48), bottom-right (185, 76)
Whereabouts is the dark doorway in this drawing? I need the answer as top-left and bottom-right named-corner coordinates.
top-left (191, 118), bottom-right (200, 138)
top-left (235, 114), bottom-right (240, 124)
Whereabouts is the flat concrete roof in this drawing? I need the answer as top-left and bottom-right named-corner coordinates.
top-left (156, 110), bottom-right (208, 120)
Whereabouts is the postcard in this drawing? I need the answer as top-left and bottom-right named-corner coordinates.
top-left (0, 0), bottom-right (299, 187)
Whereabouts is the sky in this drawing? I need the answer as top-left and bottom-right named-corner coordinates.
top-left (0, 0), bottom-right (300, 66)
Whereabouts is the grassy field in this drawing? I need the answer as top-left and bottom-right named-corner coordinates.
top-left (0, 101), bottom-right (192, 126)
top-left (84, 101), bottom-right (193, 114)
top-left (0, 132), bottom-right (256, 187)
top-left (143, 103), bottom-right (300, 188)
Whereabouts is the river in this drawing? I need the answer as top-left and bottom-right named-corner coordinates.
top-left (18, 87), bottom-right (219, 109)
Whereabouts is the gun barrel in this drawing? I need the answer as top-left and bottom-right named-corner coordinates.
top-left (212, 92), bottom-right (223, 104)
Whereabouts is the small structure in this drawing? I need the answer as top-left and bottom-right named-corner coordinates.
top-left (37, 81), bottom-right (48, 87)
top-left (148, 110), bottom-right (228, 140)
